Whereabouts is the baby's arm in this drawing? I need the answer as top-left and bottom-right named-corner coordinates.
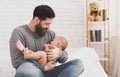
top-left (43, 45), bottom-right (57, 71)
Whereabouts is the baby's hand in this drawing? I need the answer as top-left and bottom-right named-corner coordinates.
top-left (44, 44), bottom-right (60, 60)
top-left (44, 61), bottom-right (56, 71)
top-left (16, 40), bottom-right (25, 52)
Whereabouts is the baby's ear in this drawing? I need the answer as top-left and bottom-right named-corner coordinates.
top-left (57, 42), bottom-right (61, 48)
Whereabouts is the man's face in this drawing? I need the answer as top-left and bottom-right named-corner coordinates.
top-left (35, 18), bottom-right (53, 37)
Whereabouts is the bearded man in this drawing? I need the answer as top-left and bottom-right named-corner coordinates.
top-left (9, 5), bottom-right (84, 77)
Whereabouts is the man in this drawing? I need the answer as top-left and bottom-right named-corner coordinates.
top-left (16, 36), bottom-right (68, 71)
top-left (9, 5), bottom-right (84, 77)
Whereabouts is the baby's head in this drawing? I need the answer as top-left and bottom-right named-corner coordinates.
top-left (50, 36), bottom-right (68, 51)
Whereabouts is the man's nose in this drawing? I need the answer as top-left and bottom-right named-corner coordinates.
top-left (45, 25), bottom-right (50, 29)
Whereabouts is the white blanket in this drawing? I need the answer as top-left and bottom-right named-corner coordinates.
top-left (0, 47), bottom-right (108, 77)
top-left (66, 47), bottom-right (108, 77)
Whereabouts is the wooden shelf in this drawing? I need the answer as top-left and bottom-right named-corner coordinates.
top-left (99, 57), bottom-right (108, 61)
top-left (89, 21), bottom-right (107, 24)
top-left (86, 0), bottom-right (110, 76)
top-left (90, 42), bottom-right (104, 44)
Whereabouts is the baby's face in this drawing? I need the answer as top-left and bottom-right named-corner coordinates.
top-left (50, 37), bottom-right (61, 47)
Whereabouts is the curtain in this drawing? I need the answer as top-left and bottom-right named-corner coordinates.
top-left (111, 36), bottom-right (120, 77)
top-left (111, 0), bottom-right (120, 76)
top-left (111, 2), bottom-right (120, 76)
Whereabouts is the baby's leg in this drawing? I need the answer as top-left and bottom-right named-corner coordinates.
top-left (16, 40), bottom-right (25, 52)
top-left (37, 51), bottom-right (47, 65)
top-left (23, 50), bottom-right (47, 65)
top-left (44, 61), bottom-right (57, 71)
top-left (23, 49), bottom-right (35, 59)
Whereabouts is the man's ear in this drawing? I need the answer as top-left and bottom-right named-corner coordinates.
top-left (34, 16), bottom-right (40, 23)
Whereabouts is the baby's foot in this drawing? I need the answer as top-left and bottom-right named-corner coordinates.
top-left (16, 40), bottom-right (25, 52)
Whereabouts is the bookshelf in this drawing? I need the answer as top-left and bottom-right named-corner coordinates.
top-left (86, 0), bottom-right (110, 76)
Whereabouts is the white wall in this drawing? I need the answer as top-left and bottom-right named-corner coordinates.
top-left (0, 0), bottom-right (117, 50)
top-left (0, 0), bottom-right (87, 51)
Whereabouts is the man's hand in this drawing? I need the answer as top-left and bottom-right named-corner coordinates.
top-left (45, 44), bottom-right (60, 61)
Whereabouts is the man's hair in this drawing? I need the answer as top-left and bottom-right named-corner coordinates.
top-left (33, 5), bottom-right (55, 20)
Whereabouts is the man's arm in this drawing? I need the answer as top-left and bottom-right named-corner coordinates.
top-left (9, 28), bottom-right (26, 69)
top-left (57, 51), bottom-right (68, 63)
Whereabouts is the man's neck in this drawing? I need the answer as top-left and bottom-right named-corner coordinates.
top-left (28, 21), bottom-right (36, 32)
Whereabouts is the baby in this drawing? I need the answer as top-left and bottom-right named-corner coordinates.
top-left (16, 36), bottom-right (68, 71)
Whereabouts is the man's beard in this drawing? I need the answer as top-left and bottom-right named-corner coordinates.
top-left (35, 24), bottom-right (48, 37)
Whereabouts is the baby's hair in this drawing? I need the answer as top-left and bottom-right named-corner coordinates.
top-left (55, 36), bottom-right (68, 51)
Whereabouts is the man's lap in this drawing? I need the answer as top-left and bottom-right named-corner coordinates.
top-left (15, 59), bottom-right (84, 77)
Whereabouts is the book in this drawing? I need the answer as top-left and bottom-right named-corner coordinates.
top-left (102, 9), bottom-right (106, 21)
top-left (90, 30), bottom-right (94, 42)
top-left (95, 30), bottom-right (101, 42)
top-left (90, 30), bottom-right (102, 42)
top-left (90, 30), bottom-right (96, 42)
